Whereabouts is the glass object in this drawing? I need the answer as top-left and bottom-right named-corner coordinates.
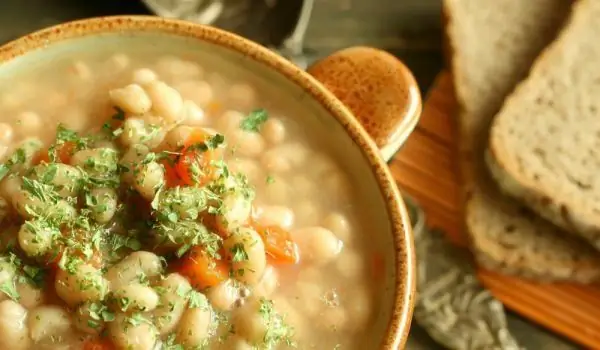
top-left (142, 0), bottom-right (264, 25)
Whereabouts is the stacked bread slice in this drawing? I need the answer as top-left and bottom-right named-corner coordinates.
top-left (446, 0), bottom-right (600, 282)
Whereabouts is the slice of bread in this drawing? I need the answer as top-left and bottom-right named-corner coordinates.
top-left (446, 0), bottom-right (600, 282)
top-left (489, 0), bottom-right (600, 250)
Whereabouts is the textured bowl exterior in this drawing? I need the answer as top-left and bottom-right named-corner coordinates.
top-left (0, 16), bottom-right (416, 349)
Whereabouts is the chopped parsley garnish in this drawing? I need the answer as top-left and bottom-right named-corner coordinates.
top-left (230, 243), bottom-right (248, 262)
top-left (188, 290), bottom-right (209, 309)
top-left (0, 148), bottom-right (27, 181)
top-left (240, 109), bottom-right (268, 132)
top-left (258, 298), bottom-right (295, 349)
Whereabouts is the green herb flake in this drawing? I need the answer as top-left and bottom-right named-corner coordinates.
top-left (230, 243), bottom-right (248, 262)
top-left (188, 290), bottom-right (209, 309)
top-left (240, 109), bottom-right (268, 132)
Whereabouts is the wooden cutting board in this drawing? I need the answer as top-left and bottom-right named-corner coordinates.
top-left (389, 71), bottom-right (600, 349)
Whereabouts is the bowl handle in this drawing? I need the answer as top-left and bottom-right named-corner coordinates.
top-left (306, 47), bottom-right (422, 161)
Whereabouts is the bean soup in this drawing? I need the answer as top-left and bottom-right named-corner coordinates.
top-left (0, 42), bottom-right (387, 350)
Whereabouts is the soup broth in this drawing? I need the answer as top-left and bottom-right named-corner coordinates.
top-left (0, 40), bottom-right (388, 350)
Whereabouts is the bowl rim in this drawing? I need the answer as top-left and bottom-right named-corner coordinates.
top-left (0, 15), bottom-right (416, 348)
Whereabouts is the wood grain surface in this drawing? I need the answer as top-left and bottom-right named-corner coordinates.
top-left (391, 71), bottom-right (600, 349)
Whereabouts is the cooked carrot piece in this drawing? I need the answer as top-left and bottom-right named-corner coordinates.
top-left (83, 338), bottom-right (116, 350)
top-left (201, 213), bottom-right (229, 238)
top-left (174, 246), bottom-right (229, 289)
top-left (161, 158), bottom-right (183, 188)
top-left (35, 141), bottom-right (77, 164)
top-left (253, 224), bottom-right (299, 264)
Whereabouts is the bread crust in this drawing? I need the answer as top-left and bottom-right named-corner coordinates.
top-left (489, 0), bottom-right (600, 250)
top-left (445, 0), bottom-right (600, 282)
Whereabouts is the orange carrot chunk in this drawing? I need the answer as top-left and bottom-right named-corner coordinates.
top-left (174, 246), bottom-right (229, 289)
top-left (174, 129), bottom-right (216, 186)
top-left (253, 224), bottom-right (299, 264)
top-left (83, 338), bottom-right (116, 350)
top-left (35, 141), bottom-right (77, 164)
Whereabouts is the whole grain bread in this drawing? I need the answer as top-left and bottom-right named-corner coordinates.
top-left (446, 0), bottom-right (600, 282)
top-left (489, 0), bottom-right (600, 251)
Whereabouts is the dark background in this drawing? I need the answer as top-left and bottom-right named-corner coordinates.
top-left (0, 0), bottom-right (579, 348)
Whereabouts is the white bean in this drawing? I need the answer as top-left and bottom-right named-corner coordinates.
top-left (270, 297), bottom-right (304, 340)
top-left (107, 53), bottom-right (130, 70)
top-left (218, 191), bottom-right (252, 231)
top-left (175, 80), bottom-right (214, 107)
top-left (108, 313), bottom-right (157, 350)
top-left (61, 107), bottom-right (89, 132)
top-left (317, 306), bottom-right (348, 331)
top-left (13, 189), bottom-right (76, 222)
top-left (224, 227), bottom-right (266, 285)
top-left (109, 84), bottom-right (152, 115)
top-left (155, 57), bottom-right (202, 80)
top-left (325, 171), bottom-right (351, 202)
top-left (160, 125), bottom-right (194, 151)
top-left (176, 306), bottom-right (214, 348)
top-left (145, 81), bottom-right (184, 124)
top-left (105, 251), bottom-right (163, 291)
top-left (120, 118), bottom-right (165, 149)
top-left (0, 146), bottom-right (7, 161)
top-left (0, 197), bottom-right (11, 226)
top-left (120, 144), bottom-right (150, 183)
top-left (294, 200), bottom-right (323, 225)
top-left (260, 149), bottom-right (292, 174)
top-left (228, 158), bottom-right (263, 185)
top-left (87, 187), bottom-right (118, 223)
top-left (46, 91), bottom-right (69, 110)
top-left (69, 60), bottom-right (92, 81)
top-left (153, 273), bottom-right (191, 335)
top-left (289, 175), bottom-right (315, 197)
top-left (291, 227), bottom-right (342, 265)
top-left (227, 83), bottom-right (257, 110)
top-left (347, 287), bottom-right (372, 329)
top-left (0, 300), bottom-right (29, 349)
top-left (322, 212), bottom-right (352, 243)
top-left (207, 279), bottom-right (239, 311)
top-left (261, 118), bottom-right (286, 145)
top-left (232, 298), bottom-right (268, 344)
top-left (217, 110), bottom-right (244, 133)
top-left (55, 264), bottom-right (108, 307)
top-left (132, 68), bottom-right (158, 85)
top-left (113, 284), bottom-right (159, 312)
top-left (290, 282), bottom-right (322, 317)
top-left (70, 148), bottom-right (119, 177)
top-left (16, 111), bottom-right (41, 133)
top-left (30, 163), bottom-right (83, 198)
top-left (261, 175), bottom-right (289, 205)
top-left (254, 205), bottom-right (294, 229)
top-left (181, 100), bottom-right (206, 126)
top-left (216, 336), bottom-right (254, 350)
top-left (6, 137), bottom-right (42, 174)
top-left (28, 305), bottom-right (71, 343)
top-left (254, 265), bottom-right (278, 298)
top-left (18, 221), bottom-right (57, 257)
top-left (0, 175), bottom-right (20, 200)
top-left (133, 161), bottom-right (165, 201)
top-left (229, 129), bottom-right (265, 157)
top-left (74, 302), bottom-right (106, 335)
top-left (335, 249), bottom-right (365, 279)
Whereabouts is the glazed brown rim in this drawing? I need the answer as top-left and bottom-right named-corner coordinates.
top-left (0, 15), bottom-right (416, 348)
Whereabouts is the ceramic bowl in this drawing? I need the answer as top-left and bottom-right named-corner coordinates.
top-left (0, 16), bottom-right (420, 348)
